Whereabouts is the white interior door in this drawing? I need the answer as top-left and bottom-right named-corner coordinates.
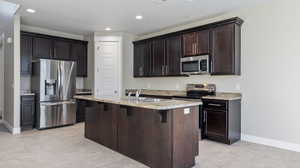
top-left (95, 41), bottom-right (121, 98)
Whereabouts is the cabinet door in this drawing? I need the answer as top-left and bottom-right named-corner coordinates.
top-left (133, 42), bottom-right (150, 77)
top-left (21, 35), bottom-right (33, 75)
top-left (196, 30), bottom-right (210, 55)
top-left (204, 109), bottom-right (227, 138)
top-left (33, 37), bottom-right (53, 59)
top-left (98, 103), bottom-right (118, 150)
top-left (118, 107), bottom-right (172, 168)
top-left (53, 40), bottom-right (71, 60)
top-left (151, 39), bottom-right (165, 76)
top-left (183, 32), bottom-right (197, 57)
top-left (76, 100), bottom-right (86, 123)
top-left (211, 24), bottom-right (235, 75)
top-left (165, 36), bottom-right (182, 75)
top-left (21, 96), bottom-right (35, 128)
top-left (71, 43), bottom-right (87, 77)
top-left (85, 103), bottom-right (101, 142)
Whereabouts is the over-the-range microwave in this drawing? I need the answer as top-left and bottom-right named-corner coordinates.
top-left (180, 55), bottom-right (210, 75)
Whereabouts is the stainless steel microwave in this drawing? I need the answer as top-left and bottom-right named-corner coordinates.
top-left (180, 55), bottom-right (210, 75)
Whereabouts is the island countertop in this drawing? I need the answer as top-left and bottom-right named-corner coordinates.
top-left (74, 95), bottom-right (202, 110)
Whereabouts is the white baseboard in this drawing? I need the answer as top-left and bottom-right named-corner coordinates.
top-left (2, 120), bottom-right (21, 135)
top-left (241, 134), bottom-right (300, 153)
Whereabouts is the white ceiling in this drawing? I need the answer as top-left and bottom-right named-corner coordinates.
top-left (5, 0), bottom-right (270, 36)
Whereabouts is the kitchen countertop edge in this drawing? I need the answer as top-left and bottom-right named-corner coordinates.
top-left (74, 95), bottom-right (202, 110)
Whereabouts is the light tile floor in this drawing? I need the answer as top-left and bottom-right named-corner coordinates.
top-left (0, 123), bottom-right (299, 168)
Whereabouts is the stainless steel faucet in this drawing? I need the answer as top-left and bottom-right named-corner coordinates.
top-left (135, 89), bottom-right (142, 98)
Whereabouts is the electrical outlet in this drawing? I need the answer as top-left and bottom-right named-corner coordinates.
top-left (175, 83), bottom-right (180, 89)
top-left (147, 83), bottom-right (151, 89)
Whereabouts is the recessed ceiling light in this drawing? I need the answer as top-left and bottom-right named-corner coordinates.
top-left (105, 27), bottom-right (111, 31)
top-left (135, 15), bottom-right (143, 20)
top-left (26, 9), bottom-right (36, 13)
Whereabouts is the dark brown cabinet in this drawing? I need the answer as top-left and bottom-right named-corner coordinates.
top-left (183, 32), bottom-right (196, 57)
top-left (183, 30), bottom-right (209, 57)
top-left (85, 102), bottom-right (118, 150)
top-left (118, 107), bottom-right (172, 168)
top-left (21, 32), bottom-right (88, 77)
top-left (21, 95), bottom-right (35, 130)
top-left (133, 42), bottom-right (151, 77)
top-left (202, 99), bottom-right (241, 144)
top-left (33, 37), bottom-right (53, 60)
top-left (21, 35), bottom-right (33, 75)
top-left (196, 30), bottom-right (210, 55)
top-left (133, 17), bottom-right (243, 77)
top-left (165, 35), bottom-right (182, 75)
top-left (85, 100), bottom-right (199, 168)
top-left (151, 39), bottom-right (165, 76)
top-left (71, 43), bottom-right (88, 77)
top-left (211, 23), bottom-right (241, 75)
top-left (53, 40), bottom-right (71, 60)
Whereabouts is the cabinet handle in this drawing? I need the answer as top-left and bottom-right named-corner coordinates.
top-left (208, 103), bottom-right (222, 107)
top-left (203, 110), bottom-right (207, 122)
top-left (162, 66), bottom-right (165, 75)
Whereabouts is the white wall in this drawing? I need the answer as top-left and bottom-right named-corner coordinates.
top-left (0, 3), bottom-right (21, 133)
top-left (123, 0), bottom-right (300, 149)
top-left (83, 33), bottom-right (95, 91)
top-left (0, 33), bottom-right (4, 118)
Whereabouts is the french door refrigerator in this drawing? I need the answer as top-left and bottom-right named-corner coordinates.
top-left (32, 59), bottom-right (76, 129)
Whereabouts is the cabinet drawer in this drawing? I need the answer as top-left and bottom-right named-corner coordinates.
top-left (203, 99), bottom-right (227, 111)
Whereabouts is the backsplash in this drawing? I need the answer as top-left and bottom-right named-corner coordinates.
top-left (20, 76), bottom-right (31, 92)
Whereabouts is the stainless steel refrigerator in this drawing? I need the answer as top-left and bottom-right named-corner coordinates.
top-left (32, 59), bottom-right (77, 129)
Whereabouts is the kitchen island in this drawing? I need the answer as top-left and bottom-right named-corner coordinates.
top-left (74, 95), bottom-right (202, 168)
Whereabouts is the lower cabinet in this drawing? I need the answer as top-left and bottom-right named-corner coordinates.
top-left (85, 102), bottom-right (118, 150)
top-left (202, 99), bottom-right (241, 144)
top-left (85, 102), bottom-right (199, 168)
top-left (21, 95), bottom-right (35, 130)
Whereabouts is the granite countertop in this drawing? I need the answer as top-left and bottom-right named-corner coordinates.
top-left (202, 92), bottom-right (242, 101)
top-left (126, 89), bottom-right (187, 97)
top-left (74, 95), bottom-right (202, 110)
top-left (126, 89), bottom-right (241, 101)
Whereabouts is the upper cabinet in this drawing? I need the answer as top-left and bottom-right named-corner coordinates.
top-left (210, 23), bottom-right (241, 75)
top-left (165, 35), bottom-right (182, 76)
top-left (21, 32), bottom-right (88, 77)
top-left (71, 42), bottom-right (88, 77)
top-left (133, 17), bottom-right (243, 77)
top-left (33, 37), bottom-right (53, 60)
top-left (133, 41), bottom-right (151, 77)
top-left (53, 39), bottom-right (71, 60)
top-left (21, 35), bottom-right (33, 75)
top-left (151, 39), bottom-right (165, 76)
top-left (182, 30), bottom-right (209, 57)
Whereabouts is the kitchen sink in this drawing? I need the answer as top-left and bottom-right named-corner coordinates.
top-left (126, 97), bottom-right (165, 103)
